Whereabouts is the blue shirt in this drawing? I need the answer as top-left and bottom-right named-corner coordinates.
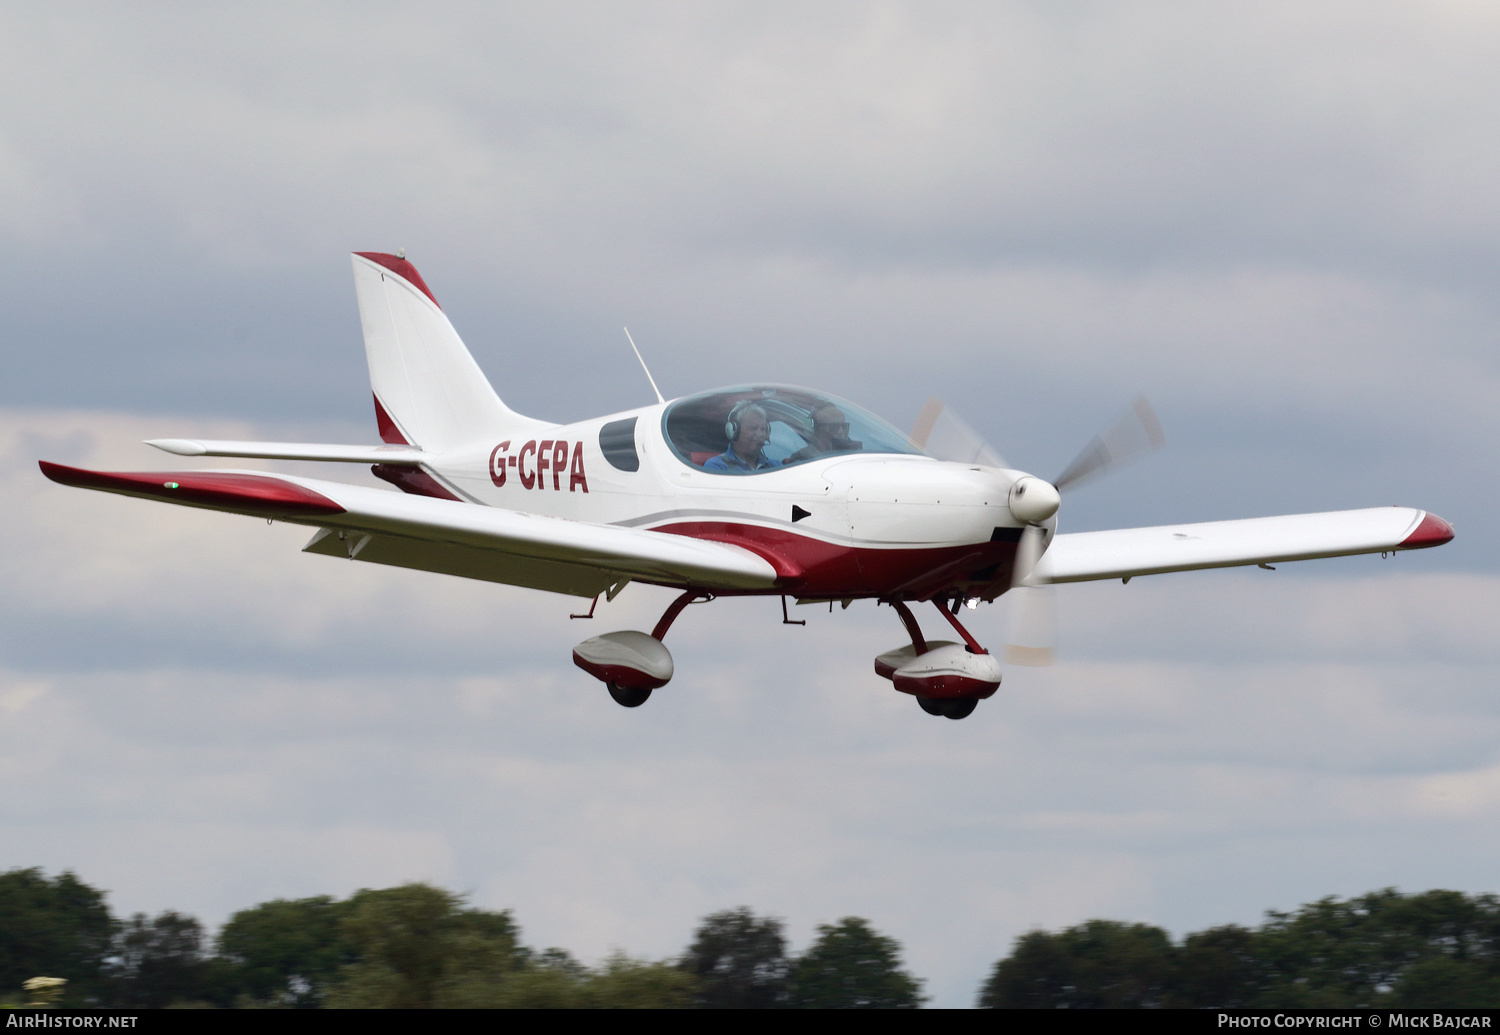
top-left (702, 448), bottom-right (776, 474)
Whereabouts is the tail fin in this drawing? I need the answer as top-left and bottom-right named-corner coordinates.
top-left (351, 252), bottom-right (548, 453)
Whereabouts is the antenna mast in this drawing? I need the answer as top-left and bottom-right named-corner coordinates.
top-left (623, 327), bottom-right (665, 405)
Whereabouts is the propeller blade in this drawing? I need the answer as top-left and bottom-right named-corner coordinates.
top-left (1011, 521), bottom-right (1046, 588)
top-left (1053, 395), bottom-right (1165, 492)
top-left (1004, 589), bottom-right (1055, 666)
top-left (910, 397), bottom-right (1008, 469)
top-left (1004, 524), bottom-right (1055, 666)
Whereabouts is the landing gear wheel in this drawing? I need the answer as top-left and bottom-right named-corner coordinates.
top-left (607, 682), bottom-right (652, 708)
top-left (917, 697), bottom-right (946, 717)
top-left (941, 698), bottom-right (978, 720)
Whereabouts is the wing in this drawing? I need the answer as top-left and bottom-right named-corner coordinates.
top-left (38, 462), bottom-right (779, 597)
top-left (1042, 507), bottom-right (1454, 584)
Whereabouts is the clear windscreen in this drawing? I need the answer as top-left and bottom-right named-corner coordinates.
top-left (662, 385), bottom-right (924, 474)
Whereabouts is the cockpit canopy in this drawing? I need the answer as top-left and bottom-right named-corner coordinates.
top-left (662, 385), bottom-right (924, 474)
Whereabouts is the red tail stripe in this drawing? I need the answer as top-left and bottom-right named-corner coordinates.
top-left (372, 394), bottom-right (411, 446)
top-left (353, 251), bottom-right (441, 309)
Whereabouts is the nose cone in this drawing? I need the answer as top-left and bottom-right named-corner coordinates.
top-left (1008, 476), bottom-right (1060, 524)
top-left (1401, 511), bottom-right (1455, 549)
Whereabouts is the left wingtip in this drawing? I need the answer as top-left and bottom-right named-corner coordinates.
top-left (1401, 511), bottom-right (1455, 549)
top-left (38, 460), bottom-right (76, 485)
top-left (37, 462), bottom-right (346, 516)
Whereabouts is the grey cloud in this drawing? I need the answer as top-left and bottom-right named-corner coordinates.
top-left (4, 4), bottom-right (1500, 276)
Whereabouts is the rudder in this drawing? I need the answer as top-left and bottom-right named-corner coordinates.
top-left (351, 252), bottom-right (547, 453)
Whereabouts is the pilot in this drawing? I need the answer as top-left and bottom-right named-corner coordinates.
top-left (703, 402), bottom-right (777, 473)
top-left (785, 403), bottom-right (860, 464)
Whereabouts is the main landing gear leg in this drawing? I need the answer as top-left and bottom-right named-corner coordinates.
top-left (889, 599), bottom-right (928, 654)
top-left (652, 590), bottom-right (705, 642)
top-left (930, 598), bottom-right (987, 654)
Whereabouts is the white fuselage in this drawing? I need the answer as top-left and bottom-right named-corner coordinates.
top-left (417, 401), bottom-right (1049, 601)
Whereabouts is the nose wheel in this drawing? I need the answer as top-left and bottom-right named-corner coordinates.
top-left (917, 696), bottom-right (978, 720)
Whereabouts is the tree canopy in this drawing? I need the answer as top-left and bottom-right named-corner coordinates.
top-left (786, 916), bottom-right (926, 1009)
top-left (109, 911), bottom-right (214, 1009)
top-left (979, 889), bottom-right (1500, 1008)
top-left (0, 868), bottom-right (114, 1006)
top-left (216, 895), bottom-right (352, 1007)
top-left (679, 906), bottom-right (790, 1008)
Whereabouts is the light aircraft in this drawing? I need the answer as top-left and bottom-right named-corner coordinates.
top-left (39, 252), bottom-right (1455, 720)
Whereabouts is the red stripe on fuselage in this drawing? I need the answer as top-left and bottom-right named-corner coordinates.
top-left (653, 520), bottom-right (1014, 599)
top-left (39, 462), bottom-right (345, 518)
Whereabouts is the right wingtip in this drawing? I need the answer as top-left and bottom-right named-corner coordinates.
top-left (1401, 511), bottom-right (1455, 549)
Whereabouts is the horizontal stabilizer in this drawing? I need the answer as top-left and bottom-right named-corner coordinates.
top-left (39, 462), bottom-right (779, 595)
top-left (146, 439), bottom-right (426, 464)
top-left (1043, 507), bottom-right (1454, 584)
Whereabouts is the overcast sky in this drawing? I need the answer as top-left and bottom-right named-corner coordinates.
top-left (2, 2), bottom-right (1497, 1006)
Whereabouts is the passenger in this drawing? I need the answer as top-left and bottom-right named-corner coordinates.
top-left (703, 402), bottom-right (777, 473)
top-left (785, 403), bottom-right (860, 463)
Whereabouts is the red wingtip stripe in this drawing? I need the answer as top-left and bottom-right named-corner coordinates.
top-left (1401, 511), bottom-right (1455, 549)
top-left (354, 252), bottom-right (440, 309)
top-left (39, 462), bottom-right (345, 517)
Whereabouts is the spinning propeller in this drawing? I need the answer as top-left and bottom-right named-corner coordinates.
top-left (912, 395), bottom-right (1165, 665)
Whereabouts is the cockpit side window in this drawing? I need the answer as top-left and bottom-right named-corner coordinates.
top-left (599, 417), bottom-right (639, 471)
top-left (661, 385), bottom-right (923, 475)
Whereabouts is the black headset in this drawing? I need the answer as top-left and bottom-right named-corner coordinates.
top-left (724, 400), bottom-right (765, 442)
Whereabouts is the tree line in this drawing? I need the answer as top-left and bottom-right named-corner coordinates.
top-left (0, 868), bottom-right (923, 1008)
top-left (6, 867), bottom-right (1499, 1008)
top-left (979, 889), bottom-right (1500, 1008)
